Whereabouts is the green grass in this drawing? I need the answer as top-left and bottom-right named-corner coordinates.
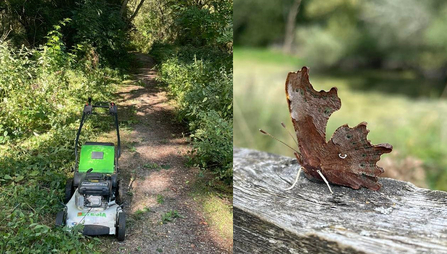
top-left (157, 194), bottom-right (164, 204)
top-left (234, 47), bottom-right (447, 190)
top-left (134, 207), bottom-right (152, 220)
top-left (190, 176), bottom-right (233, 244)
top-left (144, 162), bottom-right (160, 170)
top-left (161, 210), bottom-right (183, 224)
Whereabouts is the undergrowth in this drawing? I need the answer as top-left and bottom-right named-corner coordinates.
top-left (152, 44), bottom-right (233, 184)
top-left (0, 23), bottom-right (120, 253)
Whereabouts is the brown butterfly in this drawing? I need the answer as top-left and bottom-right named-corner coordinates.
top-left (265, 66), bottom-right (392, 192)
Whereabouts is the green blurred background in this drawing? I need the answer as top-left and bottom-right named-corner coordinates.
top-left (233, 0), bottom-right (447, 190)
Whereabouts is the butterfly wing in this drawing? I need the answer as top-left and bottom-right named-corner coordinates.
top-left (285, 66), bottom-right (341, 170)
top-left (326, 123), bottom-right (392, 190)
top-left (285, 67), bottom-right (392, 190)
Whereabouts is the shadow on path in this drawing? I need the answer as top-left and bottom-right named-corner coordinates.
top-left (100, 52), bottom-right (231, 253)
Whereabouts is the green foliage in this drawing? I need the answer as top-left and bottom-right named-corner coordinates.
top-left (0, 0), bottom-right (67, 47)
top-left (161, 210), bottom-right (183, 224)
top-left (0, 22), bottom-right (119, 253)
top-left (157, 194), bottom-right (164, 204)
top-left (130, 0), bottom-right (232, 52)
top-left (129, 0), bottom-right (175, 51)
top-left (71, 0), bottom-right (129, 66)
top-left (190, 111), bottom-right (233, 182)
top-left (0, 175), bottom-right (101, 253)
top-left (156, 48), bottom-right (233, 184)
top-left (172, 1), bottom-right (232, 48)
top-left (234, 0), bottom-right (285, 46)
top-left (0, 39), bottom-right (115, 140)
top-left (234, 0), bottom-right (447, 73)
top-left (144, 0), bottom-right (233, 184)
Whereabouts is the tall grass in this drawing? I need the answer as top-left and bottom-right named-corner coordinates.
top-left (234, 47), bottom-right (447, 190)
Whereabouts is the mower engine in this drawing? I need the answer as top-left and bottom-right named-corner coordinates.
top-left (75, 171), bottom-right (116, 208)
top-left (76, 176), bottom-right (112, 210)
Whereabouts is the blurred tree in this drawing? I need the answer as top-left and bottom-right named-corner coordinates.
top-left (283, 0), bottom-right (302, 53)
top-left (234, 0), bottom-right (285, 46)
top-left (121, 0), bottom-right (146, 23)
top-left (234, 0), bottom-right (447, 76)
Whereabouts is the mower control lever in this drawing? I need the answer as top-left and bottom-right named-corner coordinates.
top-left (83, 104), bottom-right (93, 114)
top-left (109, 103), bottom-right (117, 115)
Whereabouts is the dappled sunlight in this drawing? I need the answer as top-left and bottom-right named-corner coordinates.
top-left (202, 194), bottom-right (233, 247)
top-left (130, 171), bottom-right (173, 213)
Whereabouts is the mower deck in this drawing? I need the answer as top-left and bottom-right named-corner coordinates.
top-left (66, 189), bottom-right (122, 235)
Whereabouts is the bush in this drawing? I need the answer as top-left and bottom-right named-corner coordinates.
top-left (155, 46), bottom-right (232, 183)
top-left (191, 111), bottom-right (233, 183)
top-left (0, 23), bottom-right (116, 141)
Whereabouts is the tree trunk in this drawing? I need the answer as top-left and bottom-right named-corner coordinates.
top-left (128, 0), bottom-right (146, 23)
top-left (283, 0), bottom-right (302, 54)
top-left (120, 0), bottom-right (129, 17)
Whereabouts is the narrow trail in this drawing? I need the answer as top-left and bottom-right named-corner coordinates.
top-left (100, 53), bottom-right (231, 253)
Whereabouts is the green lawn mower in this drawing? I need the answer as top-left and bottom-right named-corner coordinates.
top-left (56, 98), bottom-right (126, 241)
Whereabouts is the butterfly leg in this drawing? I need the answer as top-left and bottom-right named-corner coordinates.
top-left (284, 167), bottom-right (303, 190)
top-left (317, 170), bottom-right (333, 194)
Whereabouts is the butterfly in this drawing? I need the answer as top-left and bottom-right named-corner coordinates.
top-left (263, 66), bottom-right (392, 192)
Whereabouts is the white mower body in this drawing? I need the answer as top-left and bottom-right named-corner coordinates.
top-left (65, 189), bottom-right (122, 235)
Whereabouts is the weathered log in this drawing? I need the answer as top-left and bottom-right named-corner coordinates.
top-left (233, 147), bottom-right (447, 254)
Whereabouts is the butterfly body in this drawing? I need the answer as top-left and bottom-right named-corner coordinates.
top-left (285, 67), bottom-right (392, 191)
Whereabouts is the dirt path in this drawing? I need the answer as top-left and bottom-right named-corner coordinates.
top-left (100, 53), bottom-right (231, 253)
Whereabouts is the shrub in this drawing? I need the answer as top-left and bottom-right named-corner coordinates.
top-left (155, 46), bottom-right (232, 183)
top-left (191, 111), bottom-right (233, 183)
top-left (0, 22), bottom-right (116, 141)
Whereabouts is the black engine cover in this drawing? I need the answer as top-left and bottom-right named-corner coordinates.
top-left (78, 181), bottom-right (111, 196)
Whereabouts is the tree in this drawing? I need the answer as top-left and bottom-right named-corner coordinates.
top-left (283, 0), bottom-right (302, 53)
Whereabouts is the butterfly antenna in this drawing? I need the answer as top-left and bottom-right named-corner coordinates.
top-left (281, 122), bottom-right (298, 147)
top-left (259, 129), bottom-right (300, 154)
top-left (317, 170), bottom-right (333, 194)
top-left (284, 166), bottom-right (303, 190)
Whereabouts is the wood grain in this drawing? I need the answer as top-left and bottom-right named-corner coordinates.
top-left (233, 147), bottom-right (447, 254)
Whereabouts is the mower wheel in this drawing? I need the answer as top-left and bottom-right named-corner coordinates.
top-left (116, 212), bottom-right (126, 241)
top-left (64, 178), bottom-right (74, 203)
top-left (55, 211), bottom-right (65, 227)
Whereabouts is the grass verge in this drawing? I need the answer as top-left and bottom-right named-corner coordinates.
top-left (190, 174), bottom-right (233, 250)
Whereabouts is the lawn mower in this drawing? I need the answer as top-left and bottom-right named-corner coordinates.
top-left (56, 98), bottom-right (126, 241)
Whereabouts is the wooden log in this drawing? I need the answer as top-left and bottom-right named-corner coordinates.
top-left (233, 147), bottom-right (447, 254)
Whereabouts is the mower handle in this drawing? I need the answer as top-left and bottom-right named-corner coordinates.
top-left (74, 99), bottom-right (121, 171)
